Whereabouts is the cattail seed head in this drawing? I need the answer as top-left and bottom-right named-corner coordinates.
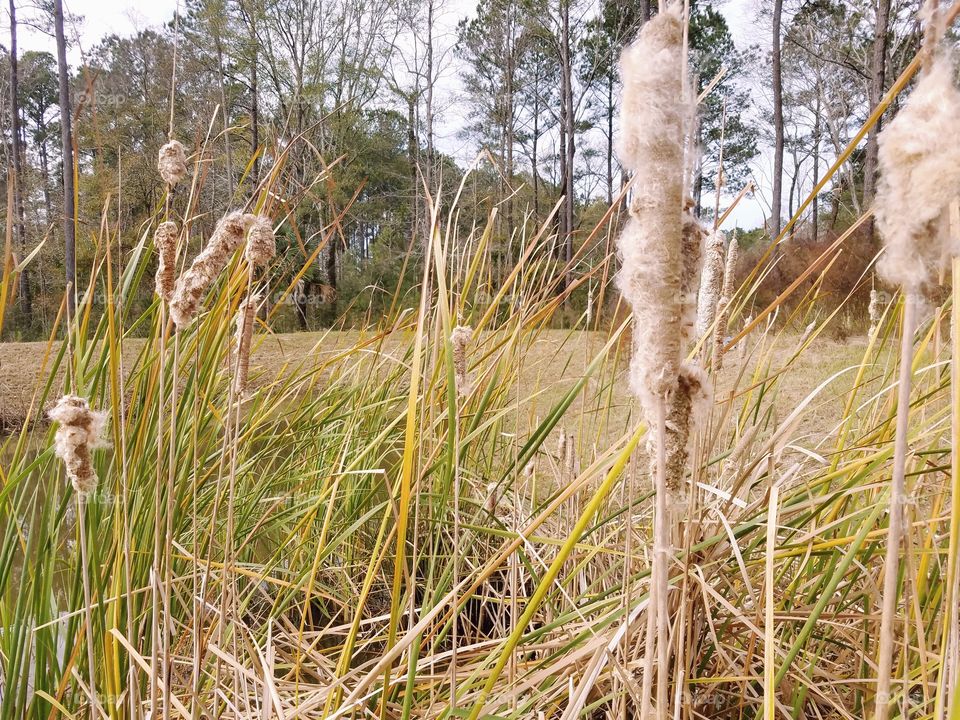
top-left (170, 211), bottom-right (247, 329)
top-left (647, 362), bottom-right (711, 499)
top-left (696, 230), bottom-right (726, 338)
top-left (48, 395), bottom-right (108, 495)
top-left (153, 221), bottom-right (178, 303)
top-left (451, 325), bottom-right (473, 398)
top-left (868, 287), bottom-right (883, 335)
top-left (721, 236), bottom-right (739, 300)
top-left (158, 139), bottom-right (188, 187)
top-left (680, 199), bottom-right (708, 346)
top-left (615, 9), bottom-right (689, 415)
top-left (875, 54), bottom-right (960, 291)
top-left (243, 214), bottom-right (276, 268)
top-left (233, 294), bottom-right (259, 398)
top-left (616, 9), bottom-right (687, 175)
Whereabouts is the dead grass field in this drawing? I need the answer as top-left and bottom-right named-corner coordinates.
top-left (0, 328), bottom-right (879, 439)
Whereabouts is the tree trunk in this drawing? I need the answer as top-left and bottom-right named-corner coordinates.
top-left (771, 0), bottom-right (784, 239)
top-left (9, 0), bottom-right (31, 314)
top-left (250, 28), bottom-right (260, 185)
top-left (862, 0), bottom-right (890, 248)
top-left (606, 71), bottom-right (613, 206)
top-left (54, 0), bottom-right (75, 316)
top-left (812, 97), bottom-right (821, 244)
top-left (425, 0), bottom-right (435, 194)
top-left (561, 0), bottom-right (575, 282)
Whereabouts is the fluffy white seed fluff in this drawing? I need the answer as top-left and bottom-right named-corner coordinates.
top-left (169, 211), bottom-right (247, 329)
top-left (158, 139), bottom-right (188, 187)
top-left (243, 214), bottom-right (276, 267)
top-left (48, 395), bottom-right (108, 495)
top-left (696, 230), bottom-right (726, 338)
top-left (616, 9), bottom-right (688, 174)
top-left (875, 55), bottom-right (960, 291)
top-left (615, 9), bottom-right (688, 414)
top-left (153, 221), bottom-right (178, 303)
top-left (721, 236), bottom-right (739, 300)
top-left (451, 325), bottom-right (473, 398)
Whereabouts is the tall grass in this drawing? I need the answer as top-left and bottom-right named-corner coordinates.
top-left (2, 20), bottom-right (960, 720)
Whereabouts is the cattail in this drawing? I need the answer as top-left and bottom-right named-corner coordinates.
top-left (696, 231), bottom-right (726, 338)
top-left (158, 139), bottom-right (188, 187)
top-left (713, 237), bottom-right (739, 369)
top-left (875, 54), bottom-right (960, 291)
top-left (48, 395), bottom-right (108, 495)
top-left (243, 214), bottom-right (276, 268)
top-left (721, 235), bottom-right (739, 300)
top-left (681, 199), bottom-right (707, 345)
top-left (565, 432), bottom-right (577, 480)
top-left (868, 287), bottom-right (883, 335)
top-left (451, 325), bottom-right (473, 398)
top-left (615, 9), bottom-right (688, 413)
top-left (169, 211), bottom-right (247, 329)
top-left (153, 221), bottom-right (178, 303)
top-left (649, 362), bottom-right (711, 499)
top-left (233, 294), bottom-right (259, 397)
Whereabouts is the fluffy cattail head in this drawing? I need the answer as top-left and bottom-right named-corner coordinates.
top-left (696, 230), bottom-right (726, 338)
top-left (243, 214), bottom-right (276, 268)
top-left (615, 9), bottom-right (689, 414)
top-left (616, 9), bottom-right (687, 176)
top-left (48, 395), bottom-right (108, 495)
top-left (451, 325), bottom-right (473, 398)
top-left (875, 55), bottom-right (960, 291)
top-left (153, 221), bottom-right (178, 303)
top-left (158, 140), bottom-right (188, 187)
top-left (170, 211), bottom-right (247, 329)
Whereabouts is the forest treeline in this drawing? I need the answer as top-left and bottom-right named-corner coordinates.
top-left (0, 0), bottom-right (926, 338)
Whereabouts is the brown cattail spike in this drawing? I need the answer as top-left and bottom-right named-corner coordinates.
top-left (696, 231), bottom-right (726, 338)
top-left (169, 211), bottom-right (247, 329)
top-left (153, 221), bottom-right (178, 303)
top-left (244, 214), bottom-right (276, 268)
top-left (158, 139), bottom-right (188, 187)
top-left (48, 395), bottom-right (108, 495)
top-left (233, 294), bottom-right (259, 398)
top-left (649, 362), bottom-right (711, 500)
top-left (451, 325), bottom-right (473, 398)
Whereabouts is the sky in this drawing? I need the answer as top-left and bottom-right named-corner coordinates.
top-left (5, 0), bottom-right (775, 229)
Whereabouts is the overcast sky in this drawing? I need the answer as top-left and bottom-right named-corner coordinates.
top-left (5, 0), bottom-right (774, 229)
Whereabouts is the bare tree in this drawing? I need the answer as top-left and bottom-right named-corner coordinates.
top-left (9, 0), bottom-right (31, 313)
top-left (862, 0), bottom-right (890, 210)
top-left (53, 0), bottom-right (75, 315)
top-left (771, 0), bottom-right (784, 237)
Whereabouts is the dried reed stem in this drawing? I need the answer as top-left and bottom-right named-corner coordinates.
top-left (874, 294), bottom-right (916, 720)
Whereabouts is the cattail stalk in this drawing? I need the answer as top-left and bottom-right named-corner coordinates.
top-left (873, 48), bottom-right (960, 720)
top-left (615, 8), bottom-right (704, 719)
top-left (49, 395), bottom-right (106, 720)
